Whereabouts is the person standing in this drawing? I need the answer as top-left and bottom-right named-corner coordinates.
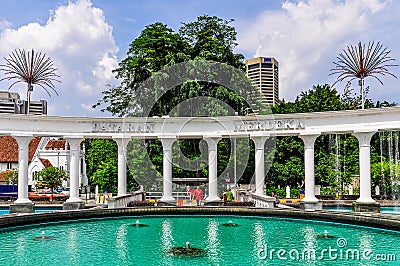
top-left (194, 186), bottom-right (203, 206)
top-left (187, 187), bottom-right (195, 200)
top-left (225, 188), bottom-right (234, 202)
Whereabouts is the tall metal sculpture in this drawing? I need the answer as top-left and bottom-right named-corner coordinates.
top-left (330, 41), bottom-right (397, 109)
top-left (0, 49), bottom-right (60, 114)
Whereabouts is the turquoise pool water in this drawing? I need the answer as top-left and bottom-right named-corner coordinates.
top-left (0, 215), bottom-right (399, 266)
top-left (324, 206), bottom-right (400, 215)
top-left (0, 206), bottom-right (62, 215)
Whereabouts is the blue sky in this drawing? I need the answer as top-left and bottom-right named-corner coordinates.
top-left (0, 0), bottom-right (399, 117)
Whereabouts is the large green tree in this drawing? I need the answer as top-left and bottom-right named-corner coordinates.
top-left (179, 15), bottom-right (244, 68)
top-left (93, 23), bottom-right (189, 116)
top-left (94, 15), bottom-right (250, 117)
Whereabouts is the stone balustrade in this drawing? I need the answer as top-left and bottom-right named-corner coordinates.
top-left (107, 191), bottom-right (146, 209)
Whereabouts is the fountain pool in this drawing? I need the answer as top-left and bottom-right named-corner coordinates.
top-left (323, 206), bottom-right (400, 215)
top-left (0, 215), bottom-right (399, 265)
top-left (0, 206), bottom-right (63, 215)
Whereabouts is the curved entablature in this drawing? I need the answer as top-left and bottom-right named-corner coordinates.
top-left (0, 107), bottom-right (400, 139)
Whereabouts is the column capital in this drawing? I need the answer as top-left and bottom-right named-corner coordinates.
top-left (12, 135), bottom-right (34, 148)
top-left (159, 136), bottom-right (176, 150)
top-left (352, 131), bottom-right (376, 147)
top-left (65, 137), bottom-right (84, 150)
top-left (299, 134), bottom-right (320, 149)
top-left (250, 134), bottom-right (270, 149)
top-left (203, 136), bottom-right (222, 150)
top-left (113, 137), bottom-right (130, 151)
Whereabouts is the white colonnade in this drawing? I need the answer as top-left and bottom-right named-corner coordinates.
top-left (5, 107), bottom-right (398, 211)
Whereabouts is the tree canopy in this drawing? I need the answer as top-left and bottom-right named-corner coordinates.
top-left (93, 15), bottom-right (248, 117)
top-left (35, 166), bottom-right (66, 191)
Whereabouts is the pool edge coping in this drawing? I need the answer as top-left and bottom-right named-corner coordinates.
top-left (1, 207), bottom-right (400, 231)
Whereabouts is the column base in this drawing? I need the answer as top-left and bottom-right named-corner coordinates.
top-left (204, 200), bottom-right (224, 206)
top-left (9, 202), bottom-right (34, 213)
top-left (356, 197), bottom-right (376, 203)
top-left (300, 201), bottom-right (322, 211)
top-left (352, 202), bottom-right (380, 213)
top-left (63, 201), bottom-right (85, 210)
top-left (157, 200), bottom-right (177, 206)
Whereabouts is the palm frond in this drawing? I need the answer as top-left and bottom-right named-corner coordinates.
top-left (330, 41), bottom-right (397, 82)
top-left (0, 48), bottom-right (61, 93)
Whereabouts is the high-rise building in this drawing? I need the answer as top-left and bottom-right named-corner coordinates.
top-left (245, 57), bottom-right (279, 106)
top-left (0, 91), bottom-right (47, 115)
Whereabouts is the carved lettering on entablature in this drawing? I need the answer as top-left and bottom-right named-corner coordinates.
top-left (92, 123), bottom-right (155, 133)
top-left (234, 120), bottom-right (305, 132)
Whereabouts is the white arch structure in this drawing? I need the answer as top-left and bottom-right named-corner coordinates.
top-left (3, 107), bottom-right (400, 212)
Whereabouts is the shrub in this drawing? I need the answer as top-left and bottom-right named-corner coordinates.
top-left (265, 187), bottom-right (301, 199)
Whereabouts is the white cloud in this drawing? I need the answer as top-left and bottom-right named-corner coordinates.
top-left (125, 17), bottom-right (137, 23)
top-left (0, 19), bottom-right (11, 30)
top-left (0, 0), bottom-right (118, 116)
top-left (238, 0), bottom-right (399, 103)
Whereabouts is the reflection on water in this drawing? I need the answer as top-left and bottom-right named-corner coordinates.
top-left (115, 223), bottom-right (128, 264)
top-left (253, 221), bottom-right (267, 266)
top-left (206, 219), bottom-right (220, 264)
top-left (161, 219), bottom-right (174, 251)
top-left (301, 226), bottom-right (318, 265)
top-left (253, 222), bottom-right (266, 253)
top-left (15, 235), bottom-right (25, 265)
top-left (67, 228), bottom-right (78, 265)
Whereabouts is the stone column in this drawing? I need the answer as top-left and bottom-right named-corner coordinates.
top-left (353, 132), bottom-right (376, 203)
top-left (13, 135), bottom-right (33, 204)
top-left (114, 137), bottom-right (130, 196)
top-left (204, 136), bottom-right (222, 202)
top-left (65, 138), bottom-right (84, 205)
top-left (250, 135), bottom-right (269, 196)
top-left (299, 134), bottom-right (320, 210)
top-left (159, 137), bottom-right (176, 203)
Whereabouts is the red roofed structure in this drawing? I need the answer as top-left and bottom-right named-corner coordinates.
top-left (0, 136), bottom-right (86, 188)
top-left (0, 136), bottom-right (41, 170)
